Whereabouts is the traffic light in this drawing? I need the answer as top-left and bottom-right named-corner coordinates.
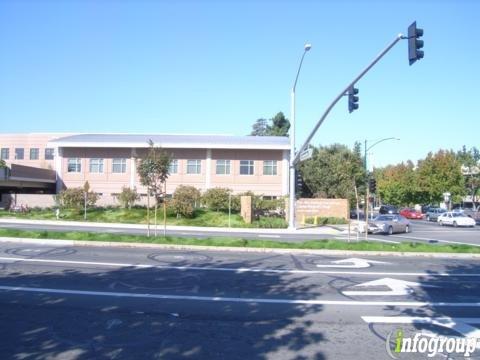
top-left (368, 178), bottom-right (377, 193)
top-left (408, 21), bottom-right (424, 65)
top-left (348, 86), bottom-right (359, 113)
top-left (295, 171), bottom-right (304, 193)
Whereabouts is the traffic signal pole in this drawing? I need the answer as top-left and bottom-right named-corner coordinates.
top-left (292, 34), bottom-right (405, 167)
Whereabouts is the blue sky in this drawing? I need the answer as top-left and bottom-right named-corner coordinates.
top-left (0, 0), bottom-right (478, 167)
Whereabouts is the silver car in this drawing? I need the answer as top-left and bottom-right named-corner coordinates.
top-left (368, 214), bottom-right (411, 235)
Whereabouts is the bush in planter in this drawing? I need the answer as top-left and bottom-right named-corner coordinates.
top-left (117, 186), bottom-right (140, 209)
top-left (202, 187), bottom-right (233, 212)
top-left (172, 185), bottom-right (201, 218)
top-left (58, 187), bottom-right (99, 210)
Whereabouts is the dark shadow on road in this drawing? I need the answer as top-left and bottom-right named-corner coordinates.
top-left (0, 248), bottom-right (326, 360)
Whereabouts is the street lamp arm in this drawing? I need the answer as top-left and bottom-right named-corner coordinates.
top-left (366, 137), bottom-right (400, 152)
top-left (293, 34), bottom-right (404, 165)
top-left (292, 51), bottom-right (308, 92)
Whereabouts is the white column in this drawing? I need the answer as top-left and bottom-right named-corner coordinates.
top-left (282, 150), bottom-right (289, 196)
top-left (55, 147), bottom-right (63, 193)
top-left (205, 149), bottom-right (212, 189)
top-left (130, 148), bottom-right (136, 188)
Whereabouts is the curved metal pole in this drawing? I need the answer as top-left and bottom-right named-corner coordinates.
top-left (293, 34), bottom-right (404, 166)
top-left (367, 137), bottom-right (400, 153)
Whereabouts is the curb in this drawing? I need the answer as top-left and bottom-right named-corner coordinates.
top-left (1, 236), bottom-right (480, 259)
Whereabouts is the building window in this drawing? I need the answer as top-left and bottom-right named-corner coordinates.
top-left (112, 158), bottom-right (127, 173)
top-left (0, 148), bottom-right (9, 160)
top-left (169, 159), bottom-right (178, 174)
top-left (67, 158), bottom-right (81, 173)
top-left (263, 160), bottom-right (277, 175)
top-left (15, 148), bottom-right (24, 160)
top-left (45, 148), bottom-right (55, 160)
top-left (89, 158), bottom-right (104, 173)
top-left (29, 148), bottom-right (39, 160)
top-left (216, 160), bottom-right (231, 175)
top-left (240, 160), bottom-right (255, 175)
top-left (186, 159), bottom-right (201, 174)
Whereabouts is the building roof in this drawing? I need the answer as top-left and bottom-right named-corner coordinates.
top-left (49, 134), bottom-right (290, 150)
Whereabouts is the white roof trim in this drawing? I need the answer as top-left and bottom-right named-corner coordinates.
top-left (48, 141), bottom-right (290, 150)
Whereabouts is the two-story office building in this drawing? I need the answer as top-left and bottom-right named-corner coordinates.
top-left (1, 133), bottom-right (290, 204)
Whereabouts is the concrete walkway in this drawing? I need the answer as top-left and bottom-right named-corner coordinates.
top-left (0, 218), bottom-right (349, 235)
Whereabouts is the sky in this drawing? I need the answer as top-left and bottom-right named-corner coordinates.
top-left (0, 0), bottom-right (478, 167)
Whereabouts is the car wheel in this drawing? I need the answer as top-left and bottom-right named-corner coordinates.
top-left (439, 221), bottom-right (443, 226)
top-left (388, 226), bottom-right (393, 235)
top-left (426, 215), bottom-right (430, 221)
top-left (405, 225), bottom-right (410, 233)
top-left (453, 221), bottom-right (458, 228)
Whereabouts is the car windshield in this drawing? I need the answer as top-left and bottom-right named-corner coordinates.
top-left (452, 213), bottom-right (466, 217)
top-left (376, 215), bottom-right (393, 221)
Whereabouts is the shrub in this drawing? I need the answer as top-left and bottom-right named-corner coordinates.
top-left (202, 188), bottom-right (232, 212)
top-left (172, 185), bottom-right (201, 218)
top-left (304, 216), bottom-right (347, 225)
top-left (58, 187), bottom-right (99, 210)
top-left (0, 159), bottom-right (6, 168)
top-left (252, 216), bottom-right (288, 228)
top-left (117, 187), bottom-right (140, 209)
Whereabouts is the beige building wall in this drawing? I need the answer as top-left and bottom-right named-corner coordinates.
top-left (0, 133), bottom-right (69, 169)
top-left (60, 147), bottom-right (286, 199)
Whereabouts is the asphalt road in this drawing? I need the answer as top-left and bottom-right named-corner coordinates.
top-left (1, 240), bottom-right (480, 359)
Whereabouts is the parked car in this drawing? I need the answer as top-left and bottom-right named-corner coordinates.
top-left (425, 208), bottom-right (447, 222)
top-left (421, 205), bottom-right (434, 214)
top-left (399, 208), bottom-right (424, 220)
top-left (462, 208), bottom-right (480, 222)
top-left (437, 212), bottom-right (476, 227)
top-left (379, 205), bottom-right (399, 215)
top-left (368, 214), bottom-right (411, 235)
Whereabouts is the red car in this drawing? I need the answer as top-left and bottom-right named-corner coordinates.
top-left (400, 208), bottom-right (424, 220)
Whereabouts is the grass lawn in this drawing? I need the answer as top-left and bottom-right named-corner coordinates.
top-left (0, 207), bottom-right (287, 228)
top-left (0, 228), bottom-right (479, 253)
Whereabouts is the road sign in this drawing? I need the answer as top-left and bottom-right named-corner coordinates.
top-left (299, 148), bottom-right (313, 162)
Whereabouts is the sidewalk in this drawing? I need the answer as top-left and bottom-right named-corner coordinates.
top-left (0, 218), bottom-right (349, 235)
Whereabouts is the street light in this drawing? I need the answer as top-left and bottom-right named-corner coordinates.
top-left (289, 43), bottom-right (312, 230)
top-left (363, 137), bottom-right (400, 238)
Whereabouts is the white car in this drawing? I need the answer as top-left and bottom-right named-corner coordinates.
top-left (437, 212), bottom-right (476, 227)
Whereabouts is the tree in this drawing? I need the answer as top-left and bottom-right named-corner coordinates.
top-left (117, 186), bottom-right (140, 209)
top-left (0, 159), bottom-right (6, 168)
top-left (375, 161), bottom-right (419, 206)
top-left (137, 140), bottom-right (171, 236)
top-left (250, 119), bottom-right (268, 136)
top-left (58, 186), bottom-right (99, 210)
top-left (299, 144), bottom-right (366, 205)
top-left (417, 150), bottom-right (465, 204)
top-left (456, 146), bottom-right (480, 205)
top-left (249, 112), bottom-right (290, 137)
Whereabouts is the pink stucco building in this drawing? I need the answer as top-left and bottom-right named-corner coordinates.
top-left (1, 133), bottom-right (290, 204)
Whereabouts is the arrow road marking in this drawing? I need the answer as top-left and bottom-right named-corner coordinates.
top-left (343, 277), bottom-right (438, 296)
top-left (362, 316), bottom-right (480, 345)
top-left (316, 258), bottom-right (389, 269)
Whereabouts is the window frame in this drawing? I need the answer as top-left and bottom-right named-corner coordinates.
top-left (215, 159), bottom-right (231, 175)
top-left (29, 148), bottom-right (39, 160)
top-left (263, 160), bottom-right (277, 176)
top-left (67, 158), bottom-right (82, 173)
top-left (89, 158), bottom-right (104, 173)
top-left (45, 148), bottom-right (55, 160)
top-left (112, 158), bottom-right (127, 173)
top-left (239, 160), bottom-right (255, 175)
top-left (14, 148), bottom-right (24, 160)
top-left (186, 159), bottom-right (202, 174)
top-left (0, 148), bottom-right (9, 160)
top-left (169, 159), bottom-right (178, 174)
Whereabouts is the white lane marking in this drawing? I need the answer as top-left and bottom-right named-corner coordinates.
top-left (362, 316), bottom-right (480, 340)
top-left (343, 278), bottom-right (437, 296)
top-left (390, 235), bottom-right (480, 247)
top-left (258, 235), bottom-right (281, 238)
top-left (1, 284), bottom-right (480, 307)
top-left (2, 256), bottom-right (480, 277)
top-left (316, 258), bottom-right (389, 269)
